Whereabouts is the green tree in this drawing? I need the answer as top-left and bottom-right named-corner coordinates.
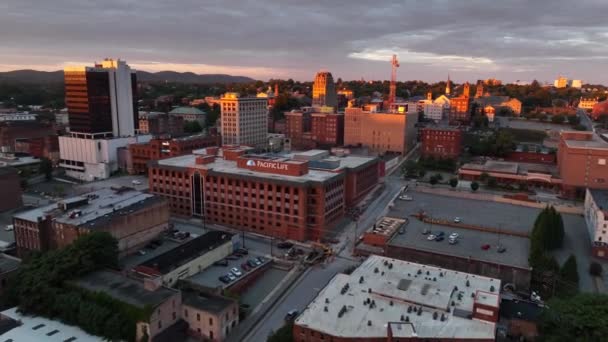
top-left (184, 120), bottom-right (203, 133)
top-left (470, 181), bottom-right (479, 192)
top-left (479, 172), bottom-right (490, 182)
top-left (434, 173), bottom-right (443, 182)
top-left (539, 294), bottom-right (608, 341)
top-left (567, 115), bottom-right (580, 126)
top-left (429, 175), bottom-right (438, 186)
top-left (267, 321), bottom-right (294, 342)
top-left (590, 262), bottom-right (603, 276)
top-left (449, 178), bottom-right (458, 188)
top-left (557, 254), bottom-right (579, 297)
top-left (39, 157), bottom-right (53, 181)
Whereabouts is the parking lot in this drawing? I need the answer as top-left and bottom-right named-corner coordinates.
top-left (386, 191), bottom-right (597, 292)
top-left (187, 250), bottom-right (271, 289)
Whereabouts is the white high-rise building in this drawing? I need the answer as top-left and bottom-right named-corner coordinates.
top-left (220, 93), bottom-right (268, 147)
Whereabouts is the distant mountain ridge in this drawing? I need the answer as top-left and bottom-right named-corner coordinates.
top-left (0, 69), bottom-right (255, 84)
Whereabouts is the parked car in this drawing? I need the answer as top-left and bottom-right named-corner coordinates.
top-left (145, 243), bottom-right (157, 250)
top-left (241, 263), bottom-right (251, 271)
top-left (227, 273), bottom-right (236, 282)
top-left (5, 225), bottom-right (13, 231)
top-left (256, 256), bottom-right (266, 264)
top-left (481, 244), bottom-right (491, 250)
top-left (137, 250), bottom-right (147, 256)
top-left (131, 180), bottom-right (142, 185)
top-left (219, 275), bottom-right (230, 284)
top-left (449, 232), bottom-right (459, 239)
top-left (497, 245), bottom-right (506, 253)
top-left (277, 241), bottom-right (294, 249)
top-left (454, 217), bottom-right (462, 223)
top-left (427, 234), bottom-right (436, 241)
top-left (448, 237), bottom-right (458, 245)
top-left (435, 231), bottom-right (445, 238)
top-left (435, 235), bottom-right (445, 242)
top-left (230, 267), bottom-right (242, 277)
top-left (247, 259), bottom-right (259, 267)
top-left (213, 259), bottom-right (228, 266)
top-left (236, 248), bottom-right (249, 255)
top-left (226, 255), bottom-right (239, 261)
top-left (398, 195), bottom-right (413, 201)
top-left (151, 239), bottom-right (163, 247)
top-left (285, 310), bottom-right (299, 322)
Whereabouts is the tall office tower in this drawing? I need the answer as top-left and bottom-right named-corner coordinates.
top-left (312, 71), bottom-right (337, 109)
top-left (60, 59), bottom-right (149, 181)
top-left (220, 92), bottom-right (268, 147)
top-left (64, 59), bottom-right (138, 137)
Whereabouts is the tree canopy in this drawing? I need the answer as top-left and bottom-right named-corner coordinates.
top-left (539, 294), bottom-right (608, 341)
top-left (2, 232), bottom-right (144, 341)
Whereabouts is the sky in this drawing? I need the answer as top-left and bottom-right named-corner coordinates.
top-left (1, 0), bottom-right (608, 83)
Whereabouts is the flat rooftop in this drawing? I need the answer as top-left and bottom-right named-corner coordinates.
top-left (0, 307), bottom-right (104, 341)
top-left (134, 231), bottom-right (233, 276)
top-left (13, 187), bottom-right (161, 229)
top-left (388, 192), bottom-right (536, 269)
top-left (461, 160), bottom-right (557, 176)
top-left (562, 132), bottom-right (608, 149)
top-left (295, 255), bottom-right (499, 340)
top-left (156, 150), bottom-right (376, 185)
top-left (74, 270), bottom-right (177, 309)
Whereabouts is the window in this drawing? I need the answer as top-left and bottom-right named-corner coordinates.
top-left (184, 309), bottom-right (188, 318)
top-left (197, 313), bottom-right (201, 321)
top-left (209, 317), bottom-right (213, 325)
top-left (158, 320), bottom-right (162, 329)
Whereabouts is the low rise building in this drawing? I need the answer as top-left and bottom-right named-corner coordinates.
top-left (169, 107), bottom-right (206, 127)
top-left (285, 110), bottom-right (344, 149)
top-left (474, 96), bottom-right (522, 116)
top-left (420, 127), bottom-right (462, 159)
top-left (181, 291), bottom-right (239, 342)
top-left (133, 231), bottom-right (234, 287)
top-left (13, 187), bottom-right (169, 257)
top-left (578, 97), bottom-right (598, 110)
top-left (0, 254), bottom-right (20, 296)
top-left (423, 102), bottom-right (444, 122)
top-left (0, 307), bottom-right (105, 341)
top-left (557, 131), bottom-right (608, 197)
top-left (591, 100), bottom-right (608, 120)
top-left (149, 147), bottom-right (379, 241)
top-left (0, 112), bottom-right (37, 122)
top-left (294, 255), bottom-right (500, 341)
top-left (0, 167), bottom-right (22, 212)
top-left (584, 189), bottom-right (608, 259)
top-left (138, 112), bottom-right (184, 136)
top-left (75, 270), bottom-right (181, 342)
top-left (14, 135), bottom-right (60, 162)
top-left (128, 134), bottom-right (219, 174)
top-left (344, 107), bottom-right (418, 155)
top-left (506, 144), bottom-right (555, 165)
top-left (59, 133), bottom-right (152, 181)
top-left (459, 160), bottom-right (561, 191)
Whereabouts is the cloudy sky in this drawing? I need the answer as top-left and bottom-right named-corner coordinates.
top-left (1, 0), bottom-right (608, 83)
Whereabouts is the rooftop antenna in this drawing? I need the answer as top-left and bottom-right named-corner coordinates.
top-left (389, 54), bottom-right (399, 105)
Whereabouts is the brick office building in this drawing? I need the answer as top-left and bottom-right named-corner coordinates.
top-left (12, 187), bottom-right (169, 257)
top-left (128, 134), bottom-right (220, 174)
top-left (420, 127), bottom-right (462, 159)
top-left (148, 147), bottom-right (379, 241)
top-left (285, 110), bottom-right (344, 149)
top-left (138, 112), bottom-right (184, 136)
top-left (557, 131), bottom-right (608, 197)
top-left (0, 167), bottom-right (22, 212)
top-left (344, 108), bottom-right (418, 155)
top-left (0, 121), bottom-right (57, 153)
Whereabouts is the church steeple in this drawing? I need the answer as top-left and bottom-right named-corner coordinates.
top-left (445, 74), bottom-right (451, 96)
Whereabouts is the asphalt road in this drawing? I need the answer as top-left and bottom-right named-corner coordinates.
top-left (242, 172), bottom-right (407, 341)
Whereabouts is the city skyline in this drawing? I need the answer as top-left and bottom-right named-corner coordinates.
top-left (2, 0), bottom-right (608, 83)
